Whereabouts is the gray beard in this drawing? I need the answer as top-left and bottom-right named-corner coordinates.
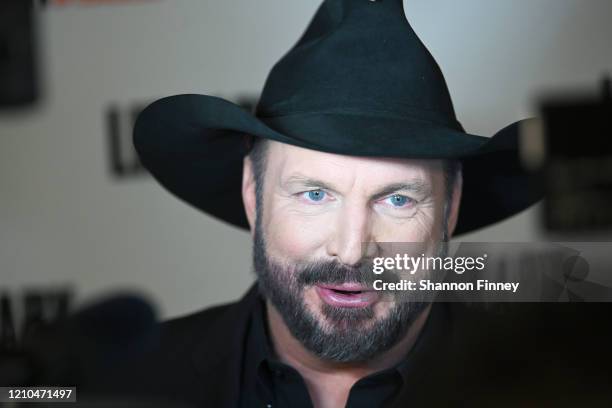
top-left (252, 217), bottom-right (448, 363)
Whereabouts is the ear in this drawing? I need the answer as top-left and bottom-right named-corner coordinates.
top-left (446, 170), bottom-right (463, 239)
top-left (241, 154), bottom-right (257, 235)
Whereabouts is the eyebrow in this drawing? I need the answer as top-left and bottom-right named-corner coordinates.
top-left (283, 174), bottom-right (432, 200)
top-left (370, 181), bottom-right (431, 200)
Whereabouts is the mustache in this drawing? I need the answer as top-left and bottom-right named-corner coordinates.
top-left (296, 260), bottom-right (398, 286)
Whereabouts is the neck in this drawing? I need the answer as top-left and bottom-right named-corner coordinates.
top-left (266, 301), bottom-right (432, 408)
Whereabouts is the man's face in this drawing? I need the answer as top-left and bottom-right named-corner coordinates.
top-left (244, 141), bottom-right (457, 362)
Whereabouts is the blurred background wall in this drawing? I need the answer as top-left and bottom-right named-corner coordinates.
top-left (1, 0), bottom-right (611, 319)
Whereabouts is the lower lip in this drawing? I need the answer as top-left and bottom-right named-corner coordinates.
top-left (315, 286), bottom-right (379, 308)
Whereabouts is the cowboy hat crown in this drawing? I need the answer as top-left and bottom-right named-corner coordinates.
top-left (258, 0), bottom-right (459, 130)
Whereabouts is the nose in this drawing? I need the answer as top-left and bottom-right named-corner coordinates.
top-left (325, 200), bottom-right (377, 266)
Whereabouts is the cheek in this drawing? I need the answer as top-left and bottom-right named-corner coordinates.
top-left (263, 207), bottom-right (333, 261)
top-left (373, 211), bottom-right (439, 242)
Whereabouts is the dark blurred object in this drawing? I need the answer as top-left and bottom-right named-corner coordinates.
top-left (0, 294), bottom-right (17, 351)
top-left (538, 76), bottom-right (612, 232)
top-left (0, 0), bottom-right (39, 108)
top-left (21, 294), bottom-right (159, 386)
top-left (0, 294), bottom-right (32, 386)
top-left (107, 103), bottom-right (147, 178)
top-left (0, 289), bottom-right (72, 385)
top-left (0, 292), bottom-right (172, 404)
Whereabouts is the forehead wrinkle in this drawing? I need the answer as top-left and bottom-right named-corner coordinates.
top-left (270, 143), bottom-right (441, 198)
top-left (277, 155), bottom-right (357, 194)
top-left (282, 173), bottom-right (341, 194)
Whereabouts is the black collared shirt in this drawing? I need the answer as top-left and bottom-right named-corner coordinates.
top-left (239, 294), bottom-right (450, 408)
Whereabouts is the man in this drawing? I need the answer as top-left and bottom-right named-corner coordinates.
top-left (122, 0), bottom-right (550, 406)
top-left (237, 140), bottom-right (457, 407)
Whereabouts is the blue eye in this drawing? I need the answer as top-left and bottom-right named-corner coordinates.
top-left (306, 190), bottom-right (326, 202)
top-left (387, 194), bottom-right (411, 207)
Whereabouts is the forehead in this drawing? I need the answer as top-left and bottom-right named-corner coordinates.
top-left (265, 140), bottom-right (444, 187)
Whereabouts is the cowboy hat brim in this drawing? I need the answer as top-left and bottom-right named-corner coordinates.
top-left (133, 94), bottom-right (542, 236)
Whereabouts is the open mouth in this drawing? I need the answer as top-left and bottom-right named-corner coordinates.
top-left (331, 288), bottom-right (364, 295)
top-left (315, 283), bottom-right (379, 308)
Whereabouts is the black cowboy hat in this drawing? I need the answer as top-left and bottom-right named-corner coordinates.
top-left (133, 0), bottom-right (542, 236)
